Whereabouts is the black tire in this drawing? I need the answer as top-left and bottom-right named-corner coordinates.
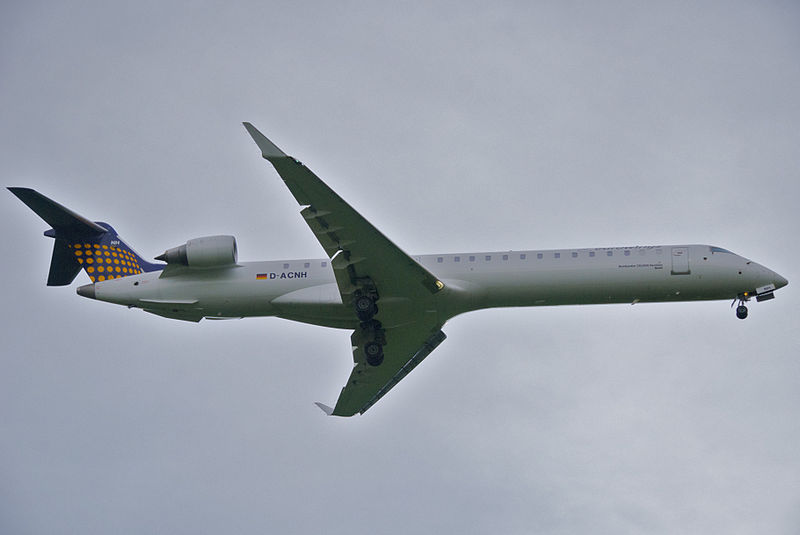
top-left (354, 295), bottom-right (373, 312)
top-left (364, 342), bottom-right (384, 366)
top-left (736, 305), bottom-right (748, 320)
top-left (354, 295), bottom-right (377, 321)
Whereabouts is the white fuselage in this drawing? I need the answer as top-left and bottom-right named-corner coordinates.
top-left (91, 244), bottom-right (787, 328)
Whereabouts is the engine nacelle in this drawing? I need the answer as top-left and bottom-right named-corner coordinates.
top-left (156, 235), bottom-right (238, 268)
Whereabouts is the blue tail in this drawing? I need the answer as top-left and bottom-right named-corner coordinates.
top-left (8, 188), bottom-right (163, 285)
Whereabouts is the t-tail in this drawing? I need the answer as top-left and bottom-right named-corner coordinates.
top-left (8, 188), bottom-right (163, 285)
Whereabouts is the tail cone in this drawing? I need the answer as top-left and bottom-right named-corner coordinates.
top-left (76, 284), bottom-right (96, 299)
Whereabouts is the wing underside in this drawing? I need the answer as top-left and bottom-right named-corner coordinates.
top-left (243, 122), bottom-right (442, 299)
top-left (335, 325), bottom-right (446, 416)
top-left (244, 123), bottom-right (447, 415)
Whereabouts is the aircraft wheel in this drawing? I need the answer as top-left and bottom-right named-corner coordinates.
top-left (736, 305), bottom-right (748, 320)
top-left (354, 295), bottom-right (377, 321)
top-left (364, 341), bottom-right (384, 366)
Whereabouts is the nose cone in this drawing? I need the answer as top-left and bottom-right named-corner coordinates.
top-left (775, 272), bottom-right (789, 289)
top-left (758, 263), bottom-right (788, 290)
top-left (76, 284), bottom-right (96, 299)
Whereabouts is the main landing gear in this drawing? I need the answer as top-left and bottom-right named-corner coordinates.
top-left (359, 320), bottom-right (386, 366)
top-left (354, 294), bottom-right (378, 321)
top-left (364, 340), bottom-right (384, 366)
top-left (353, 285), bottom-right (384, 365)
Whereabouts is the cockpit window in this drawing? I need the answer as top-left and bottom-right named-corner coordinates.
top-left (710, 246), bottom-right (732, 254)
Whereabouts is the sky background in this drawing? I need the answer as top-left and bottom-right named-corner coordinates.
top-left (2, 1), bottom-right (799, 533)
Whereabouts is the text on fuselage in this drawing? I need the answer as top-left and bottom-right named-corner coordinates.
top-left (256, 271), bottom-right (308, 280)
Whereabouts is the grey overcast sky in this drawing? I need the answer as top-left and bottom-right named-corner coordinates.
top-left (2, 2), bottom-right (799, 533)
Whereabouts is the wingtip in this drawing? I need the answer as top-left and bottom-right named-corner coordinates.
top-left (242, 122), bottom-right (287, 159)
top-left (314, 402), bottom-right (334, 416)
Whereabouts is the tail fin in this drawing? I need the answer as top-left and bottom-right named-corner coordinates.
top-left (8, 187), bottom-right (163, 285)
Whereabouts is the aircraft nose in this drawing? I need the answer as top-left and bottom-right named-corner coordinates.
top-left (758, 263), bottom-right (788, 290)
top-left (775, 273), bottom-right (788, 289)
top-left (76, 284), bottom-right (96, 299)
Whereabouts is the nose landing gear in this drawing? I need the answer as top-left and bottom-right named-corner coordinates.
top-left (732, 295), bottom-right (749, 319)
top-left (736, 304), bottom-right (748, 320)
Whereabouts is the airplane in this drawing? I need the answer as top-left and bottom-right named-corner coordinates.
top-left (8, 122), bottom-right (788, 417)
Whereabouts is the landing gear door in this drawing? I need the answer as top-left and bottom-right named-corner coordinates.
top-left (671, 247), bottom-right (690, 275)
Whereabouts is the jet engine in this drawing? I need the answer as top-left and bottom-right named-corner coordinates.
top-left (156, 235), bottom-right (238, 268)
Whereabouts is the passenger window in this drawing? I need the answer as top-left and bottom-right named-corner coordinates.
top-left (485, 255), bottom-right (491, 261)
top-left (283, 263), bottom-right (290, 269)
top-left (571, 252), bottom-right (578, 258)
top-left (537, 253), bottom-right (543, 259)
top-left (469, 255), bottom-right (475, 262)
top-left (437, 257), bottom-right (443, 263)
top-left (304, 262), bottom-right (310, 268)
top-left (502, 255), bottom-right (508, 261)
top-left (624, 250), bottom-right (631, 256)
top-left (554, 252), bottom-right (560, 259)
top-left (607, 251), bottom-right (613, 257)
top-left (589, 251), bottom-right (595, 257)
top-left (520, 253), bottom-right (526, 260)
top-left (454, 256), bottom-right (460, 262)
top-left (321, 261), bottom-right (327, 267)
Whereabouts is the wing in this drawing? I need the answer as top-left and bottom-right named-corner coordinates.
top-left (243, 122), bottom-right (444, 299)
top-left (244, 123), bottom-right (447, 415)
top-left (333, 324), bottom-right (446, 416)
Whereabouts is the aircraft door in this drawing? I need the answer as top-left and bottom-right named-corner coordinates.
top-left (671, 247), bottom-right (690, 275)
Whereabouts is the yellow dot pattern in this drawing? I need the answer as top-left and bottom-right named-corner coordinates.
top-left (69, 243), bottom-right (143, 283)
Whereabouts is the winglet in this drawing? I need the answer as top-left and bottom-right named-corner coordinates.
top-left (243, 122), bottom-right (288, 160)
top-left (314, 402), bottom-right (334, 416)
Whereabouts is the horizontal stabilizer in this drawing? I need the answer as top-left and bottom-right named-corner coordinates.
top-left (10, 187), bottom-right (164, 285)
top-left (8, 187), bottom-right (106, 237)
